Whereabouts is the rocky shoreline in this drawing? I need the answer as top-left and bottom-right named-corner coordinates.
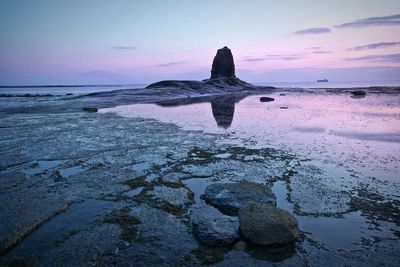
top-left (1, 89), bottom-right (400, 266)
top-left (1, 47), bottom-right (399, 266)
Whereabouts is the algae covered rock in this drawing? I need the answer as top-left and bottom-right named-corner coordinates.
top-left (238, 202), bottom-right (300, 245)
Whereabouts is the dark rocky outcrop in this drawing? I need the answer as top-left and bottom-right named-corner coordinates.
top-left (210, 47), bottom-right (236, 79)
top-left (202, 182), bottom-right (277, 216)
top-left (260, 97), bottom-right (275, 102)
top-left (238, 203), bottom-right (300, 246)
top-left (0, 93), bottom-right (54, 98)
top-left (350, 90), bottom-right (366, 96)
top-left (146, 80), bottom-right (202, 90)
top-left (142, 46), bottom-right (275, 96)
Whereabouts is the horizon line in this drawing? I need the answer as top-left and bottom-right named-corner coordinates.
top-left (2, 79), bottom-right (400, 88)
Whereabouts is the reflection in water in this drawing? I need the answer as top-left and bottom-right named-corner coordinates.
top-left (155, 94), bottom-right (241, 129)
top-left (211, 96), bottom-right (235, 128)
top-left (103, 93), bottom-right (400, 182)
top-left (351, 94), bottom-right (366, 99)
top-left (246, 242), bottom-right (296, 262)
top-left (292, 127), bottom-right (325, 133)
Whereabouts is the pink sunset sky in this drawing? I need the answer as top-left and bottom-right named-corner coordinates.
top-left (0, 0), bottom-right (400, 85)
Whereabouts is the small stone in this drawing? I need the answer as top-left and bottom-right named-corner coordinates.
top-left (238, 202), bottom-right (300, 246)
top-left (52, 170), bottom-right (64, 182)
top-left (259, 97), bottom-right (275, 102)
top-left (233, 241), bottom-right (247, 251)
top-left (83, 107), bottom-right (98, 112)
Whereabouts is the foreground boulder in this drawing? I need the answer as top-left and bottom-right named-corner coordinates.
top-left (191, 208), bottom-right (239, 246)
top-left (238, 202), bottom-right (300, 245)
top-left (202, 182), bottom-right (277, 215)
top-left (210, 46), bottom-right (236, 79)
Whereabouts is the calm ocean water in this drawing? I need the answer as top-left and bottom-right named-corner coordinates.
top-left (1, 80), bottom-right (399, 94)
top-left (0, 84), bottom-right (147, 94)
top-left (258, 80), bottom-right (400, 88)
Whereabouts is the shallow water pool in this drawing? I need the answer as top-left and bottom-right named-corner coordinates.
top-left (101, 92), bottom-right (400, 182)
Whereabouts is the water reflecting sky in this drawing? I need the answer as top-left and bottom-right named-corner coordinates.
top-left (101, 92), bottom-right (400, 181)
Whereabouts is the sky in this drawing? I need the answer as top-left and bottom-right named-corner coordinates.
top-left (0, 0), bottom-right (400, 85)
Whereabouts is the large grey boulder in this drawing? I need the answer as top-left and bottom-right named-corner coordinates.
top-left (210, 46), bottom-right (236, 79)
top-left (191, 207), bottom-right (239, 246)
top-left (202, 182), bottom-right (277, 215)
top-left (238, 202), bottom-right (300, 245)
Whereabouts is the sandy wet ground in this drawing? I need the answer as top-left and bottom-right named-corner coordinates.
top-left (0, 89), bottom-right (399, 266)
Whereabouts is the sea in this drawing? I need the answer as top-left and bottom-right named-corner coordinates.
top-left (1, 80), bottom-right (399, 94)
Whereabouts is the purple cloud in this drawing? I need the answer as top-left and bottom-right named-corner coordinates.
top-left (345, 54), bottom-right (400, 63)
top-left (294, 27), bottom-right (331, 35)
top-left (308, 47), bottom-right (323, 50)
top-left (313, 51), bottom-right (331, 54)
top-left (244, 58), bottom-right (267, 62)
top-left (271, 56), bottom-right (304, 60)
top-left (112, 46), bottom-right (136, 50)
top-left (244, 54), bottom-right (305, 62)
top-left (349, 42), bottom-right (400, 51)
top-left (266, 54), bottom-right (305, 60)
top-left (156, 61), bottom-right (186, 67)
top-left (336, 14), bottom-right (400, 28)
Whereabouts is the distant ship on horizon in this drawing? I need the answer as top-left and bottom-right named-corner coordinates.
top-left (317, 79), bottom-right (329, 82)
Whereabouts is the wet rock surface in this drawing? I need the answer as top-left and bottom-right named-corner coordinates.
top-left (233, 240), bottom-right (247, 251)
top-left (191, 207), bottom-right (239, 246)
top-left (0, 87), bottom-right (399, 266)
top-left (2, 200), bottom-right (124, 265)
top-left (202, 182), bottom-right (277, 215)
top-left (238, 202), bottom-right (300, 245)
top-left (82, 106), bottom-right (98, 112)
top-left (149, 186), bottom-right (193, 208)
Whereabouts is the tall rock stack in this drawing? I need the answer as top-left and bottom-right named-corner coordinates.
top-left (210, 46), bottom-right (236, 79)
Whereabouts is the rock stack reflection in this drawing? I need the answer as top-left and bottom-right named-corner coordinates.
top-left (211, 96), bottom-right (235, 128)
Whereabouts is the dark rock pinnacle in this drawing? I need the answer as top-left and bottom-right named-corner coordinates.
top-left (210, 46), bottom-right (236, 79)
